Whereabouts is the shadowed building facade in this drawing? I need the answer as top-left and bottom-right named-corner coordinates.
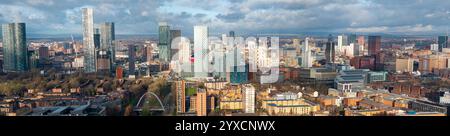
top-left (99, 22), bottom-right (116, 74)
top-left (368, 36), bottom-right (381, 56)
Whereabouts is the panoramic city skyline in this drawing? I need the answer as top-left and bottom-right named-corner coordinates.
top-left (1, 0), bottom-right (450, 35)
top-left (2, 1), bottom-right (450, 135)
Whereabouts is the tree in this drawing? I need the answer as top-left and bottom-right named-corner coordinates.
top-left (124, 104), bottom-right (134, 116)
top-left (0, 81), bottom-right (26, 96)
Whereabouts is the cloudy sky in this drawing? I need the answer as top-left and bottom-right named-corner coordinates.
top-left (0, 0), bottom-right (450, 36)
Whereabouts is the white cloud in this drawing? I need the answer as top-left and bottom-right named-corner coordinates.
top-left (124, 9), bottom-right (132, 15)
top-left (1, 0), bottom-right (450, 35)
top-left (347, 24), bottom-right (434, 33)
top-left (27, 0), bottom-right (54, 6)
top-left (347, 26), bottom-right (389, 33)
top-left (141, 11), bottom-right (149, 17)
top-left (0, 4), bottom-right (47, 22)
top-left (396, 24), bottom-right (433, 33)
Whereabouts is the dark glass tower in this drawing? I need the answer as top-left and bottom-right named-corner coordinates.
top-left (230, 65), bottom-right (248, 84)
top-left (170, 29), bottom-right (181, 59)
top-left (100, 22), bottom-right (115, 74)
top-left (2, 23), bottom-right (29, 72)
top-left (128, 45), bottom-right (136, 76)
top-left (229, 31), bottom-right (235, 37)
top-left (325, 34), bottom-right (335, 63)
top-left (438, 36), bottom-right (448, 52)
top-left (368, 36), bottom-right (381, 56)
top-left (158, 22), bottom-right (171, 62)
top-left (348, 34), bottom-right (357, 44)
top-left (94, 28), bottom-right (100, 49)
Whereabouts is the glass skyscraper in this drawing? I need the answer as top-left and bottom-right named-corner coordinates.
top-left (348, 34), bottom-right (357, 44)
top-left (82, 8), bottom-right (96, 73)
top-left (170, 29), bottom-right (181, 60)
top-left (368, 36), bottom-right (381, 56)
top-left (229, 31), bottom-right (235, 37)
top-left (212, 47), bottom-right (226, 80)
top-left (337, 35), bottom-right (348, 55)
top-left (438, 36), bottom-right (448, 52)
top-left (94, 28), bottom-right (100, 49)
top-left (1, 23), bottom-right (29, 72)
top-left (170, 30), bottom-right (181, 43)
top-left (100, 22), bottom-right (115, 74)
top-left (158, 22), bottom-right (171, 62)
top-left (302, 37), bottom-right (312, 68)
top-left (128, 44), bottom-right (136, 76)
top-left (325, 34), bottom-right (335, 63)
top-left (194, 25), bottom-right (209, 78)
top-left (230, 65), bottom-right (249, 84)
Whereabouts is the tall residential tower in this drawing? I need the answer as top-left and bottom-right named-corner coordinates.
top-left (301, 37), bottom-right (313, 68)
top-left (158, 22), bottom-right (171, 62)
top-left (194, 25), bottom-right (209, 78)
top-left (325, 34), bottom-right (335, 63)
top-left (100, 22), bottom-right (116, 73)
top-left (2, 23), bottom-right (29, 72)
top-left (368, 36), bottom-right (381, 56)
top-left (82, 8), bottom-right (96, 73)
top-left (438, 36), bottom-right (448, 52)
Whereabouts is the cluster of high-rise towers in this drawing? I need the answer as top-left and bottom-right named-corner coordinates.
top-left (82, 8), bottom-right (115, 74)
top-left (5, 7), bottom-right (444, 76)
top-left (323, 34), bottom-right (381, 65)
top-left (0, 7), bottom-right (194, 76)
top-left (157, 22), bottom-right (181, 63)
top-left (0, 7), bottom-right (185, 76)
top-left (0, 8), bottom-right (115, 74)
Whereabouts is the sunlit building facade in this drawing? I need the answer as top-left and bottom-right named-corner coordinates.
top-left (82, 8), bottom-right (96, 73)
